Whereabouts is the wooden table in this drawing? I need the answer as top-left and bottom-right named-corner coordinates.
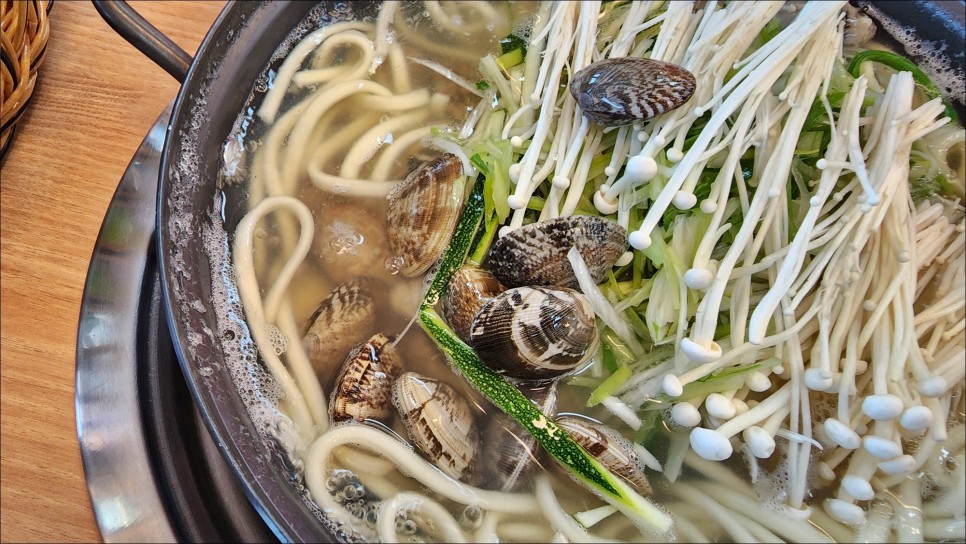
top-left (1, 2), bottom-right (225, 541)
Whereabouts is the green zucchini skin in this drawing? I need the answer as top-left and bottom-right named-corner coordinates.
top-left (422, 176), bottom-right (486, 307)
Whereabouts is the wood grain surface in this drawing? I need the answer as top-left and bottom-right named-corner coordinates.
top-left (1, 2), bottom-right (225, 541)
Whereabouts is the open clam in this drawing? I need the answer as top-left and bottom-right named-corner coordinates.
top-left (330, 333), bottom-right (402, 423)
top-left (386, 153), bottom-right (467, 277)
top-left (302, 276), bottom-right (381, 382)
top-left (554, 415), bottom-right (652, 495)
top-left (486, 215), bottom-right (628, 289)
top-left (469, 286), bottom-right (598, 381)
top-left (392, 372), bottom-right (479, 482)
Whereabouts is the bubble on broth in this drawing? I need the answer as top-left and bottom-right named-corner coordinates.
top-left (863, 3), bottom-right (966, 104)
top-left (201, 218), bottom-right (284, 423)
top-left (265, 323), bottom-right (290, 356)
top-left (512, 13), bottom-right (538, 44)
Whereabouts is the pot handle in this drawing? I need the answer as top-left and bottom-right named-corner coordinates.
top-left (92, 0), bottom-right (193, 83)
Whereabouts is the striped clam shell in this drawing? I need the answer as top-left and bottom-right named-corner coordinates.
top-left (569, 57), bottom-right (696, 127)
top-left (441, 265), bottom-right (505, 342)
top-left (329, 333), bottom-right (402, 423)
top-left (554, 415), bottom-right (652, 495)
top-left (469, 286), bottom-right (598, 381)
top-left (386, 153), bottom-right (466, 277)
top-left (302, 277), bottom-right (381, 383)
top-left (484, 381), bottom-right (558, 492)
top-left (392, 372), bottom-right (479, 482)
top-left (843, 4), bottom-right (876, 47)
top-left (487, 215), bottom-right (629, 289)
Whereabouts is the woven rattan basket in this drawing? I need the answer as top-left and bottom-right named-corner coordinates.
top-left (1, 0), bottom-right (51, 160)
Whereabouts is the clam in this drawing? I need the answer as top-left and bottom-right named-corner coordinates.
top-left (484, 381), bottom-right (558, 492)
top-left (469, 286), bottom-right (598, 381)
top-left (392, 372), bottom-right (479, 482)
top-left (554, 415), bottom-right (652, 495)
top-left (311, 198), bottom-right (395, 285)
top-left (302, 277), bottom-right (381, 382)
top-left (569, 57), bottom-right (696, 127)
top-left (386, 153), bottom-right (467, 277)
top-left (843, 4), bottom-right (876, 47)
top-left (486, 215), bottom-right (628, 289)
top-left (441, 265), bottom-right (505, 342)
top-left (330, 333), bottom-right (402, 423)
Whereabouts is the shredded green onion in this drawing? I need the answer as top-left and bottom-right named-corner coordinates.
top-left (589, 365), bottom-right (632, 407)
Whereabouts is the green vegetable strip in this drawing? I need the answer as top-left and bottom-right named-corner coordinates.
top-left (588, 364), bottom-right (632, 407)
top-left (642, 358), bottom-right (782, 410)
top-left (423, 178), bottom-right (485, 306)
top-left (496, 48), bottom-right (525, 70)
top-left (602, 328), bottom-right (635, 364)
top-left (847, 50), bottom-right (958, 123)
top-left (419, 308), bottom-right (672, 532)
top-left (470, 153), bottom-right (489, 175)
top-left (469, 214), bottom-right (499, 265)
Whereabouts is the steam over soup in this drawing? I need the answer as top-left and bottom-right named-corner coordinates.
top-left (212, 1), bottom-right (966, 542)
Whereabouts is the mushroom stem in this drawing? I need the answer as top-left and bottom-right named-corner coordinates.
top-left (855, 495), bottom-right (895, 543)
top-left (843, 447), bottom-right (887, 501)
top-left (690, 383), bottom-right (792, 460)
top-left (896, 478), bottom-right (925, 544)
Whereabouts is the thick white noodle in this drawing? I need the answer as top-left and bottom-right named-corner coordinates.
top-left (340, 109), bottom-right (432, 178)
top-left (378, 491), bottom-right (468, 542)
top-left (422, 0), bottom-right (502, 35)
top-left (292, 30), bottom-right (375, 86)
top-left (258, 21), bottom-right (373, 123)
top-left (391, 2), bottom-right (506, 63)
top-left (308, 161), bottom-right (400, 198)
top-left (369, 127), bottom-right (433, 182)
top-left (332, 444), bottom-right (398, 477)
top-left (281, 79), bottom-right (394, 190)
top-left (233, 196), bottom-right (318, 447)
top-left (304, 425), bottom-right (542, 515)
top-left (494, 520), bottom-right (557, 542)
top-left (276, 298), bottom-right (328, 430)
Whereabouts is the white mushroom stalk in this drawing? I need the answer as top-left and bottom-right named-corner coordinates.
top-left (547, 7), bottom-right (965, 531)
top-left (599, 1), bottom-right (785, 211)
top-left (626, 2), bottom-right (845, 252)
